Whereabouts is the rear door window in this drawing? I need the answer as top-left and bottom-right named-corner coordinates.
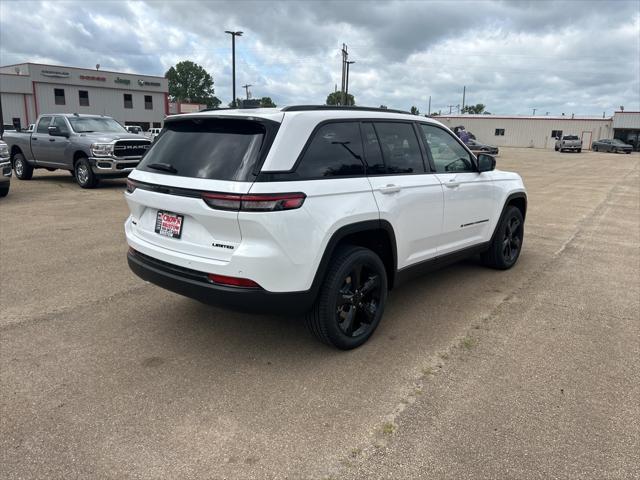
top-left (296, 122), bottom-right (365, 178)
top-left (36, 116), bottom-right (53, 134)
top-left (374, 122), bottom-right (425, 174)
top-left (138, 118), bottom-right (273, 181)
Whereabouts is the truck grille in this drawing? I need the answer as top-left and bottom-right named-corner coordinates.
top-left (113, 140), bottom-right (151, 158)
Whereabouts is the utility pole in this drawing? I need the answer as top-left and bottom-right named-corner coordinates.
top-left (461, 86), bottom-right (466, 112)
top-left (225, 30), bottom-right (243, 108)
top-left (428, 95), bottom-right (431, 116)
top-left (532, 108), bottom-right (537, 115)
top-left (242, 84), bottom-right (252, 100)
top-left (340, 43), bottom-right (348, 105)
top-left (447, 104), bottom-right (455, 114)
top-left (345, 60), bottom-right (355, 106)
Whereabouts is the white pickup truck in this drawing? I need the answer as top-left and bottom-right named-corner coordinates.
top-left (555, 135), bottom-right (582, 153)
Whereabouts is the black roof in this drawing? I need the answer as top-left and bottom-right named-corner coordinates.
top-left (281, 105), bottom-right (411, 114)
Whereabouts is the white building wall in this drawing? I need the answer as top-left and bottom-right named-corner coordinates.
top-left (1, 63), bottom-right (168, 128)
top-left (436, 115), bottom-right (613, 150)
top-left (34, 83), bottom-right (165, 125)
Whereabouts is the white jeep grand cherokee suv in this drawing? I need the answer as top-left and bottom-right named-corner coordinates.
top-left (125, 106), bottom-right (526, 349)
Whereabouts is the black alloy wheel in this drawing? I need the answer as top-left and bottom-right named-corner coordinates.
top-left (481, 205), bottom-right (524, 270)
top-left (306, 246), bottom-right (388, 349)
top-left (501, 215), bottom-right (523, 265)
top-left (335, 263), bottom-right (383, 338)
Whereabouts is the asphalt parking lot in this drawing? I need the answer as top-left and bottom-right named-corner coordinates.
top-left (1, 148), bottom-right (638, 480)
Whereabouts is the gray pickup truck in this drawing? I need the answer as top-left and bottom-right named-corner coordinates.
top-left (2, 113), bottom-right (151, 188)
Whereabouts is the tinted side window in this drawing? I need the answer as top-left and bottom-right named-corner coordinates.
top-left (374, 122), bottom-right (425, 174)
top-left (36, 116), bottom-right (52, 134)
top-left (296, 122), bottom-right (365, 178)
top-left (420, 124), bottom-right (474, 173)
top-left (52, 117), bottom-right (70, 135)
top-left (361, 123), bottom-right (385, 174)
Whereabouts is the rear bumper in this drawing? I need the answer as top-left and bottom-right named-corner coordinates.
top-left (127, 249), bottom-right (316, 315)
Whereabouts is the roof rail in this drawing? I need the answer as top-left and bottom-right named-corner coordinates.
top-left (281, 105), bottom-right (412, 115)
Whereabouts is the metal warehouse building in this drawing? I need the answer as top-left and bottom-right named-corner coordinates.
top-left (436, 112), bottom-right (640, 151)
top-left (0, 62), bottom-right (168, 131)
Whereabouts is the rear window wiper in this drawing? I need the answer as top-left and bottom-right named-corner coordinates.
top-left (147, 162), bottom-right (178, 174)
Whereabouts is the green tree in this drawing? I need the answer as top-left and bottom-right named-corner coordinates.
top-left (461, 103), bottom-right (486, 114)
top-left (326, 91), bottom-right (355, 106)
top-left (165, 61), bottom-right (220, 108)
top-left (260, 97), bottom-right (277, 107)
top-left (410, 106), bottom-right (420, 115)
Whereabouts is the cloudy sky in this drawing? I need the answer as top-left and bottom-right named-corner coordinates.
top-left (1, 0), bottom-right (638, 115)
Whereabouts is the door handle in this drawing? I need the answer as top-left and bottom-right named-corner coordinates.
top-left (379, 184), bottom-right (401, 194)
top-left (445, 179), bottom-right (460, 188)
top-left (32, 137), bottom-right (38, 140)
top-left (49, 138), bottom-right (55, 142)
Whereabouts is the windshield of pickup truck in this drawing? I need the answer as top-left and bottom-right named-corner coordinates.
top-left (563, 135), bottom-right (579, 140)
top-left (137, 118), bottom-right (269, 181)
top-left (68, 117), bottom-right (127, 133)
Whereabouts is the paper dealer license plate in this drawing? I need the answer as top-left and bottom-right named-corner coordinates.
top-left (154, 211), bottom-right (184, 239)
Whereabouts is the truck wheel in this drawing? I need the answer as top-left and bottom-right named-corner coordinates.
top-left (593, 146), bottom-right (598, 152)
top-left (577, 149), bottom-right (582, 153)
top-left (0, 185), bottom-right (8, 197)
top-left (74, 157), bottom-right (99, 189)
top-left (306, 246), bottom-right (387, 350)
top-left (13, 153), bottom-right (33, 180)
top-left (481, 206), bottom-right (524, 270)
top-left (554, 146), bottom-right (559, 151)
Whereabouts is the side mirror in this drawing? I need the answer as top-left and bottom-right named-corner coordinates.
top-left (48, 125), bottom-right (68, 137)
top-left (477, 153), bottom-right (496, 172)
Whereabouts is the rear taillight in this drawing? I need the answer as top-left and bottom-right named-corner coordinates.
top-left (207, 273), bottom-right (261, 288)
top-left (202, 192), bottom-right (306, 212)
top-left (126, 178), bottom-right (138, 193)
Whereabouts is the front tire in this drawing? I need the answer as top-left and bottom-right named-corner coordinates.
top-left (577, 148), bottom-right (582, 153)
top-left (306, 246), bottom-right (388, 350)
top-left (74, 157), bottom-right (98, 189)
top-left (481, 206), bottom-right (524, 270)
top-left (593, 146), bottom-right (598, 152)
top-left (0, 184), bottom-right (8, 197)
top-left (13, 153), bottom-right (33, 180)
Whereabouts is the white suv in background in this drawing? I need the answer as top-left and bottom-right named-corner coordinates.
top-left (125, 106), bottom-right (527, 349)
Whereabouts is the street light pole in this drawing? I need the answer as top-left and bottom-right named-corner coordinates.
top-left (225, 30), bottom-right (243, 108)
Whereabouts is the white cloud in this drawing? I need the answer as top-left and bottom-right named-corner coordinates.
top-left (1, 0), bottom-right (638, 113)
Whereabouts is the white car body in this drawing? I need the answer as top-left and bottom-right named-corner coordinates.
top-left (124, 106), bottom-right (526, 347)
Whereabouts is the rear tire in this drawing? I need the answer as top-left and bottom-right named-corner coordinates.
top-left (13, 153), bottom-right (33, 180)
top-left (0, 184), bottom-right (8, 197)
top-left (74, 157), bottom-right (98, 189)
top-left (306, 246), bottom-right (387, 350)
top-left (593, 146), bottom-right (598, 152)
top-left (577, 149), bottom-right (582, 153)
top-left (481, 206), bottom-right (524, 270)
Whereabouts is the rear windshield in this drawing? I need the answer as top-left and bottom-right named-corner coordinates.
top-left (563, 135), bottom-right (579, 140)
top-left (137, 118), bottom-right (272, 181)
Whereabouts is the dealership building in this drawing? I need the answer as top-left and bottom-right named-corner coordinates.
top-left (0, 62), bottom-right (169, 131)
top-left (436, 111), bottom-right (640, 151)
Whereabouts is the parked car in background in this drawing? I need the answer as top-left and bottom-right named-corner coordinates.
top-left (3, 113), bottom-right (151, 188)
top-left (125, 125), bottom-right (144, 135)
top-left (0, 140), bottom-right (11, 197)
top-left (146, 127), bottom-right (162, 140)
top-left (125, 105), bottom-right (527, 349)
top-left (466, 138), bottom-right (499, 155)
top-left (555, 135), bottom-right (582, 152)
top-left (556, 135), bottom-right (582, 153)
top-left (591, 138), bottom-right (633, 154)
